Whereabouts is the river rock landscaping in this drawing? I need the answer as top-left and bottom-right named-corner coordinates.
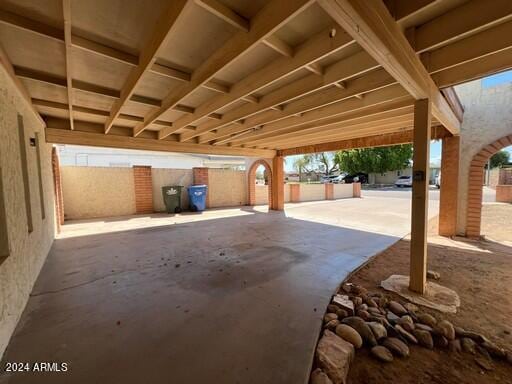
top-left (311, 280), bottom-right (512, 384)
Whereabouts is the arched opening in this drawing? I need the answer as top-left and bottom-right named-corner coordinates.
top-left (466, 134), bottom-right (512, 238)
top-left (248, 159), bottom-right (272, 207)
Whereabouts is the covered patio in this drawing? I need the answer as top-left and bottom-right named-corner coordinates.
top-left (1, 0), bottom-right (512, 382)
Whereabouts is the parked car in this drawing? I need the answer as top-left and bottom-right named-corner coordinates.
top-left (343, 173), bottom-right (368, 184)
top-left (435, 171), bottom-right (441, 189)
top-left (321, 174), bottom-right (346, 184)
top-left (395, 175), bottom-right (413, 187)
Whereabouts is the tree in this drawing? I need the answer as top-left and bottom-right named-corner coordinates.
top-left (292, 153), bottom-right (338, 177)
top-left (489, 150), bottom-right (510, 168)
top-left (314, 153), bottom-right (338, 175)
top-left (334, 144), bottom-right (413, 174)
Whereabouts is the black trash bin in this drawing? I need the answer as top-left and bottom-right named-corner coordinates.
top-left (161, 186), bottom-right (183, 213)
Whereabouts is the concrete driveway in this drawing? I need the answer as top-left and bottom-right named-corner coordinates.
top-left (1, 193), bottom-right (437, 384)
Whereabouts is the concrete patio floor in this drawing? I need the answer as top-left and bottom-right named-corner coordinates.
top-left (0, 195), bottom-right (438, 384)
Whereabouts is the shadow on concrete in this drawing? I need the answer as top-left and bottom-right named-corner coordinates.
top-left (1, 210), bottom-right (403, 384)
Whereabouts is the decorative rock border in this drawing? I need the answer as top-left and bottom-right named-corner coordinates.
top-left (310, 281), bottom-right (512, 384)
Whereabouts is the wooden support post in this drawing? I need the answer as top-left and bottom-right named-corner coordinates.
top-left (271, 156), bottom-right (284, 210)
top-left (439, 135), bottom-right (460, 236)
top-left (409, 99), bottom-right (431, 294)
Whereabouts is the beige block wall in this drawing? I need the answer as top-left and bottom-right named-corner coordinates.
top-left (0, 67), bottom-right (55, 358)
top-left (333, 184), bottom-right (353, 199)
top-left (284, 183), bottom-right (291, 203)
top-left (254, 185), bottom-right (269, 205)
top-left (455, 80), bottom-right (512, 234)
top-left (61, 166), bottom-right (136, 219)
top-left (300, 184), bottom-right (325, 202)
top-left (152, 168), bottom-right (192, 212)
top-left (208, 169), bottom-right (247, 207)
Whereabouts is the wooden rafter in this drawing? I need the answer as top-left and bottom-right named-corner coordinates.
top-left (411, 0), bottom-right (512, 53)
top-left (14, 66), bottom-right (196, 118)
top-left (278, 126), bottom-right (449, 156)
top-left (318, 0), bottom-right (460, 135)
top-left (222, 89), bottom-right (411, 146)
top-left (196, 65), bottom-right (391, 144)
top-left (45, 125), bottom-right (276, 158)
top-left (179, 50), bottom-right (380, 142)
top-left (133, 0), bottom-right (316, 137)
top-left (0, 9), bottom-right (246, 104)
top-left (62, 0), bottom-right (74, 130)
top-left (158, 27), bottom-right (354, 140)
top-left (195, 0), bottom-right (249, 32)
top-left (104, 0), bottom-right (190, 133)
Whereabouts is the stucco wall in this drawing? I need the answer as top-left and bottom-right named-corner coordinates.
top-left (333, 184), bottom-right (353, 199)
top-left (254, 185), bottom-right (269, 205)
top-left (455, 80), bottom-right (512, 234)
top-left (208, 169), bottom-right (247, 207)
top-left (0, 67), bottom-right (55, 358)
top-left (300, 184), bottom-right (325, 202)
top-left (61, 166), bottom-right (136, 219)
top-left (284, 183), bottom-right (291, 203)
top-left (152, 168), bottom-right (192, 212)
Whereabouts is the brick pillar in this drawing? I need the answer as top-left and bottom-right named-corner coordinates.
top-left (133, 166), bottom-right (153, 214)
top-left (352, 182), bottom-right (361, 197)
top-left (271, 156), bottom-right (284, 210)
top-left (193, 167), bottom-right (209, 208)
top-left (290, 184), bottom-right (301, 202)
top-left (439, 135), bottom-right (460, 236)
top-left (325, 183), bottom-right (334, 200)
top-left (51, 147), bottom-right (64, 233)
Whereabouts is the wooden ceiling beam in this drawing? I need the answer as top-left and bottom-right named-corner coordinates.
top-left (134, 0), bottom-right (316, 137)
top-left (0, 9), bottom-right (244, 102)
top-left (62, 0), bottom-right (74, 130)
top-left (384, 0), bottom-right (438, 22)
top-left (194, 0), bottom-right (250, 32)
top-left (278, 126), bottom-right (450, 156)
top-left (31, 98), bottom-right (179, 128)
top-left (412, 0), bottom-right (512, 53)
top-left (318, 0), bottom-right (460, 135)
top-left (45, 124), bottom-right (276, 158)
top-left (14, 66), bottom-right (195, 115)
top-left (269, 124), bottom-right (415, 150)
top-left (432, 47), bottom-right (512, 88)
top-left (250, 108), bottom-right (415, 148)
top-left (223, 89), bottom-right (411, 145)
top-left (158, 25), bottom-right (353, 140)
top-left (263, 35), bottom-right (294, 57)
top-left (104, 0), bottom-right (190, 133)
top-left (198, 66), bottom-right (392, 144)
top-left (421, 20), bottom-right (512, 74)
top-left (180, 50), bottom-right (380, 142)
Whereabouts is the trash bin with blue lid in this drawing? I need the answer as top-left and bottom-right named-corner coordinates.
top-left (187, 185), bottom-right (208, 211)
top-left (162, 186), bottom-right (183, 213)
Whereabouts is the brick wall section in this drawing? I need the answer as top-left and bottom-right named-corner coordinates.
top-left (439, 136), bottom-right (460, 237)
top-left (290, 184), bottom-right (300, 202)
top-left (247, 160), bottom-right (272, 207)
top-left (325, 183), bottom-right (334, 200)
top-left (192, 167), bottom-right (210, 208)
top-left (499, 168), bottom-right (512, 185)
top-left (466, 134), bottom-right (512, 238)
top-left (51, 147), bottom-right (64, 232)
top-left (496, 185), bottom-right (512, 202)
top-left (352, 182), bottom-right (361, 197)
top-left (133, 166), bottom-right (153, 214)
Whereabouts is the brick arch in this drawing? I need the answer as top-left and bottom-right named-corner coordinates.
top-left (466, 134), bottom-right (512, 237)
top-left (248, 159), bottom-right (272, 207)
